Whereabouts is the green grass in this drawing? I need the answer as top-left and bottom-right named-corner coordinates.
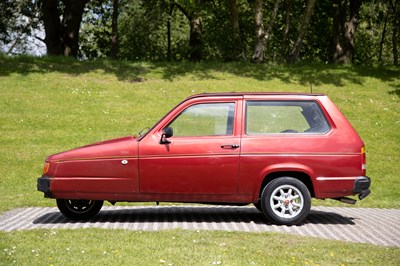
top-left (1, 229), bottom-right (399, 265)
top-left (0, 55), bottom-right (399, 264)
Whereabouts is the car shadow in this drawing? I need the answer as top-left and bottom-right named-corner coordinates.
top-left (32, 206), bottom-right (355, 226)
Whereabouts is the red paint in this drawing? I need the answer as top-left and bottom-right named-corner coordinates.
top-left (41, 93), bottom-right (369, 204)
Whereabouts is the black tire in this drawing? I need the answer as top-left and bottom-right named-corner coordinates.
top-left (56, 199), bottom-right (103, 220)
top-left (261, 177), bottom-right (311, 225)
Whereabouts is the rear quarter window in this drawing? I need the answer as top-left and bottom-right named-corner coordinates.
top-left (246, 101), bottom-right (331, 134)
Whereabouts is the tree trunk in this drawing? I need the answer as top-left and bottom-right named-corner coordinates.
top-left (287, 0), bottom-right (316, 64)
top-left (394, 22), bottom-right (399, 65)
top-left (175, 3), bottom-right (202, 62)
top-left (283, 0), bottom-right (290, 42)
top-left (265, 0), bottom-right (281, 42)
top-left (342, 0), bottom-right (361, 63)
top-left (281, 0), bottom-right (291, 58)
top-left (41, 0), bottom-right (88, 57)
top-left (167, 2), bottom-right (175, 61)
top-left (41, 0), bottom-right (63, 55)
top-left (378, 3), bottom-right (390, 64)
top-left (265, 0), bottom-right (281, 61)
top-left (61, 0), bottom-right (88, 57)
top-left (332, 0), bottom-right (344, 62)
top-left (110, 0), bottom-right (119, 60)
top-left (394, 21), bottom-right (399, 65)
top-left (391, 0), bottom-right (399, 65)
top-left (252, 0), bottom-right (265, 63)
top-left (333, 0), bottom-right (361, 64)
top-left (230, 0), bottom-right (245, 61)
top-left (189, 15), bottom-right (202, 61)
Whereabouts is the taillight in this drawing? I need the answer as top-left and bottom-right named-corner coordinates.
top-left (361, 146), bottom-right (366, 175)
top-left (42, 162), bottom-right (50, 175)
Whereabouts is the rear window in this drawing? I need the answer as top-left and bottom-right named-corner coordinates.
top-left (246, 101), bottom-right (331, 134)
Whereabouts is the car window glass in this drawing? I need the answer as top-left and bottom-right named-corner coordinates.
top-left (169, 103), bottom-right (235, 137)
top-left (246, 101), bottom-right (330, 134)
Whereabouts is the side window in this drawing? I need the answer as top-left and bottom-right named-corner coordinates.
top-left (168, 103), bottom-right (235, 137)
top-left (246, 101), bottom-right (330, 134)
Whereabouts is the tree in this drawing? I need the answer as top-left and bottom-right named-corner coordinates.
top-left (2, 0), bottom-right (398, 65)
top-left (332, 0), bottom-right (362, 64)
top-left (175, 1), bottom-right (203, 61)
top-left (379, 1), bottom-right (391, 64)
top-left (252, 0), bottom-right (281, 63)
top-left (110, 0), bottom-right (119, 59)
top-left (0, 0), bottom-right (43, 55)
top-left (167, 0), bottom-right (175, 61)
top-left (41, 0), bottom-right (89, 57)
top-left (287, 0), bottom-right (316, 64)
top-left (252, 0), bottom-right (265, 63)
top-left (0, 0), bottom-right (16, 46)
top-left (390, 0), bottom-right (399, 65)
top-left (230, 0), bottom-right (246, 61)
top-left (282, 0), bottom-right (291, 43)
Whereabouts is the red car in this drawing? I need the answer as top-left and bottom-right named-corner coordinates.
top-left (37, 92), bottom-right (370, 225)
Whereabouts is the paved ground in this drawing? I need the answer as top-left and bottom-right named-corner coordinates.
top-left (0, 205), bottom-right (399, 247)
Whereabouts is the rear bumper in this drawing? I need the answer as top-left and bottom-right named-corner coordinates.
top-left (37, 175), bottom-right (53, 198)
top-left (316, 175), bottom-right (371, 199)
top-left (353, 176), bottom-right (371, 200)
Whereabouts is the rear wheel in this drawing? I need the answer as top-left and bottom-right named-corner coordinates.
top-left (56, 199), bottom-right (103, 220)
top-left (261, 177), bottom-right (311, 225)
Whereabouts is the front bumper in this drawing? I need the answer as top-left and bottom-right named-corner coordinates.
top-left (37, 175), bottom-right (53, 198)
top-left (353, 176), bottom-right (371, 200)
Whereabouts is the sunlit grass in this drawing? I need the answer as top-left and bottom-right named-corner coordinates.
top-left (1, 229), bottom-right (399, 265)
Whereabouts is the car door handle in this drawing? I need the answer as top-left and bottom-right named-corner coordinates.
top-left (221, 144), bottom-right (240, 149)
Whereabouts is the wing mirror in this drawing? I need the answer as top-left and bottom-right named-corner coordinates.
top-left (160, 127), bottom-right (173, 144)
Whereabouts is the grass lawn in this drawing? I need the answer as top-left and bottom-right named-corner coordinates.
top-left (1, 229), bottom-right (399, 265)
top-left (0, 55), bottom-right (399, 264)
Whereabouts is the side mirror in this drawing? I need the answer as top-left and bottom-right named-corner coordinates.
top-left (160, 127), bottom-right (173, 144)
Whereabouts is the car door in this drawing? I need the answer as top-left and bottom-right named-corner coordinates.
top-left (138, 99), bottom-right (241, 200)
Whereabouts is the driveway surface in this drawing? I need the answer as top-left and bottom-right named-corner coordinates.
top-left (0, 205), bottom-right (399, 247)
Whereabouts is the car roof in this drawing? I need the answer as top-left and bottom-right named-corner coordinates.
top-left (186, 92), bottom-right (326, 100)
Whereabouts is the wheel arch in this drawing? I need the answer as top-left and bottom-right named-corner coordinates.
top-left (254, 165), bottom-right (317, 202)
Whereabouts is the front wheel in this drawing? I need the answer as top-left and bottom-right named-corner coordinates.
top-left (56, 199), bottom-right (103, 220)
top-left (261, 177), bottom-right (311, 225)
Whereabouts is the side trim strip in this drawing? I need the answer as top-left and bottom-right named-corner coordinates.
top-left (241, 152), bottom-right (360, 156)
top-left (316, 177), bottom-right (357, 181)
top-left (53, 156), bottom-right (138, 163)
